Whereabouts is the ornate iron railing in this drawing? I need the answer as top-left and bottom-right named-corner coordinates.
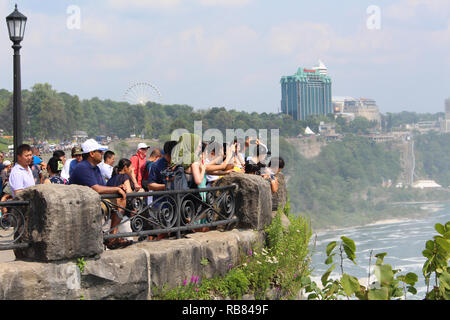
top-left (0, 200), bottom-right (30, 250)
top-left (0, 185), bottom-right (238, 251)
top-left (101, 184), bottom-right (238, 241)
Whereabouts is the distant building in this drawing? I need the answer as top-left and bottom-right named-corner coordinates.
top-left (332, 96), bottom-right (381, 126)
top-left (72, 131), bottom-right (88, 143)
top-left (440, 98), bottom-right (450, 133)
top-left (412, 180), bottom-right (442, 189)
top-left (280, 61), bottom-right (332, 121)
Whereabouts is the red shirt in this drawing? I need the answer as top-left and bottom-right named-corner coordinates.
top-left (130, 152), bottom-right (146, 188)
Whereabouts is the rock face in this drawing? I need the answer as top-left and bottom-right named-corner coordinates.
top-left (215, 172), bottom-right (273, 231)
top-left (14, 184), bottom-right (103, 262)
top-left (272, 172), bottom-right (287, 211)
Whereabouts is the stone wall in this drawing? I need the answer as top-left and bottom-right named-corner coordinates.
top-left (0, 173), bottom-right (286, 300)
top-left (0, 229), bottom-right (263, 300)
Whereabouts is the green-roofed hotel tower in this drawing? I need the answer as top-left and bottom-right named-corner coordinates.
top-left (280, 61), bottom-right (332, 120)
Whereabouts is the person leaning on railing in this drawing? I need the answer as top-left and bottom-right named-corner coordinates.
top-left (9, 144), bottom-right (35, 198)
top-left (69, 139), bottom-right (132, 250)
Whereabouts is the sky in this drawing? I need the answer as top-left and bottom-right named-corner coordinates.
top-left (0, 0), bottom-right (449, 114)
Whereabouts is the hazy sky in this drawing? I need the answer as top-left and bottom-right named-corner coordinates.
top-left (0, 0), bottom-right (449, 114)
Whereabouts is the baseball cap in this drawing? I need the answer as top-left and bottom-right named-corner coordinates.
top-left (72, 146), bottom-right (83, 156)
top-left (33, 155), bottom-right (43, 165)
top-left (81, 139), bottom-right (108, 154)
top-left (137, 143), bottom-right (149, 150)
top-left (3, 160), bottom-right (11, 166)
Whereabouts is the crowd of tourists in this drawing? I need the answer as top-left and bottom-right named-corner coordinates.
top-left (0, 135), bottom-right (284, 250)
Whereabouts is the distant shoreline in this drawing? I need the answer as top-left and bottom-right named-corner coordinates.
top-left (311, 202), bottom-right (448, 234)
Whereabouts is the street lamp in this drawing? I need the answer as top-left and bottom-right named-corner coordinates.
top-left (6, 4), bottom-right (27, 163)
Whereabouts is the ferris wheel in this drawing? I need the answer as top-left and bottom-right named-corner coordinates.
top-left (123, 82), bottom-right (162, 106)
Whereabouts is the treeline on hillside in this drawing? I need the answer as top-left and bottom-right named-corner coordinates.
top-left (415, 131), bottom-right (450, 188)
top-left (287, 135), bottom-right (402, 228)
top-left (382, 111), bottom-right (444, 131)
top-left (0, 84), bottom-right (312, 140)
top-left (0, 83), bottom-right (427, 142)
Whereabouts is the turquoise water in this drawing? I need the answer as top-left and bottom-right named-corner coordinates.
top-left (309, 204), bottom-right (450, 300)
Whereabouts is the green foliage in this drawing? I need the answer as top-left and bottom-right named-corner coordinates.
top-left (288, 134), bottom-right (402, 229)
top-left (76, 257), bottom-right (87, 273)
top-left (153, 203), bottom-right (312, 300)
top-left (306, 220), bottom-right (450, 300)
top-left (422, 222), bottom-right (450, 300)
top-left (414, 132), bottom-right (450, 187)
top-left (335, 116), bottom-right (378, 135)
top-left (0, 85), bottom-right (309, 140)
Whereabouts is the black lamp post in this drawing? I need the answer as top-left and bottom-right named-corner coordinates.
top-left (6, 4), bottom-right (27, 163)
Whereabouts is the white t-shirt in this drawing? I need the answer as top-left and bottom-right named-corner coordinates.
top-left (9, 164), bottom-right (35, 198)
top-left (98, 161), bottom-right (114, 182)
top-left (61, 158), bottom-right (73, 180)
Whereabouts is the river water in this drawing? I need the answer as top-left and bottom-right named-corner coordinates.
top-left (309, 203), bottom-right (450, 300)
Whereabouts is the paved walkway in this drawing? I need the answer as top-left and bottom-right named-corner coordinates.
top-left (0, 250), bottom-right (15, 263)
top-left (0, 230), bottom-right (17, 262)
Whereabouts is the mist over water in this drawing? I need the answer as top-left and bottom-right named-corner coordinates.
top-left (309, 204), bottom-right (450, 300)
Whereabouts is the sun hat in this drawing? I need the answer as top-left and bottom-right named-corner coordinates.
top-left (137, 143), bottom-right (149, 150)
top-left (81, 139), bottom-right (108, 154)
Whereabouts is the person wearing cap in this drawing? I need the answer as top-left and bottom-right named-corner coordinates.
top-left (30, 154), bottom-right (44, 185)
top-left (9, 144), bottom-right (35, 198)
top-left (70, 139), bottom-right (131, 249)
top-left (68, 146), bottom-right (84, 179)
top-left (130, 142), bottom-right (150, 190)
top-left (1, 160), bottom-right (12, 188)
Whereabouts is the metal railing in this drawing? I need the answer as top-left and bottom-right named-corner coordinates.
top-left (0, 184), bottom-right (238, 251)
top-left (0, 200), bottom-right (30, 250)
top-left (101, 184), bottom-right (238, 241)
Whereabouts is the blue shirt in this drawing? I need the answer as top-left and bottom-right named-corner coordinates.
top-left (70, 160), bottom-right (105, 187)
top-left (148, 157), bottom-right (169, 206)
top-left (69, 159), bottom-right (79, 177)
top-left (148, 157), bottom-right (169, 186)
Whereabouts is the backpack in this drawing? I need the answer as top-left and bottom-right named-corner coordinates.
top-left (161, 165), bottom-right (189, 191)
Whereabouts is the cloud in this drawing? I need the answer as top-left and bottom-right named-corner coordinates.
top-left (106, 0), bottom-right (182, 10)
top-left (163, 25), bottom-right (259, 64)
top-left (265, 20), bottom-right (445, 67)
top-left (268, 22), bottom-right (333, 60)
top-left (385, 0), bottom-right (450, 20)
top-left (197, 0), bottom-right (253, 7)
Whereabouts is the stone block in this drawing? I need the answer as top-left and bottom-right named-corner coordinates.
top-left (0, 246), bottom-right (150, 300)
top-left (185, 231), bottom-right (240, 278)
top-left (80, 247), bottom-right (150, 300)
top-left (14, 184), bottom-right (103, 262)
top-left (215, 172), bottom-right (273, 231)
top-left (134, 238), bottom-right (203, 290)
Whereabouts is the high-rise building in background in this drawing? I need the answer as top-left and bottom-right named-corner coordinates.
top-left (441, 98), bottom-right (450, 133)
top-left (332, 97), bottom-right (381, 125)
top-left (280, 61), bottom-right (332, 121)
top-left (446, 98), bottom-right (450, 117)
